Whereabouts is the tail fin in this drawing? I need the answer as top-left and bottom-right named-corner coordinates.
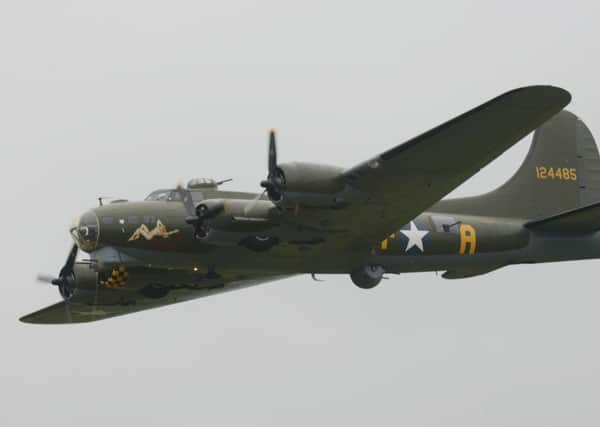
top-left (435, 110), bottom-right (600, 220)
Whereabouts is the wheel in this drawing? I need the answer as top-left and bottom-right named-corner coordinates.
top-left (350, 265), bottom-right (384, 289)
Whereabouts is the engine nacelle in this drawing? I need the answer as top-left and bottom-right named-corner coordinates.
top-left (350, 265), bottom-right (385, 289)
top-left (199, 229), bottom-right (280, 251)
top-left (195, 198), bottom-right (280, 237)
top-left (273, 162), bottom-right (350, 208)
top-left (278, 162), bottom-right (344, 193)
top-left (58, 263), bottom-right (98, 300)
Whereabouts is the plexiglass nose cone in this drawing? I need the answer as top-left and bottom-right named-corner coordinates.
top-left (70, 210), bottom-right (100, 252)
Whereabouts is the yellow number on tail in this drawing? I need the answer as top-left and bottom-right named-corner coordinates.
top-left (535, 166), bottom-right (578, 181)
top-left (459, 224), bottom-right (477, 255)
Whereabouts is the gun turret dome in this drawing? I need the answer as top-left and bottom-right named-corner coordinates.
top-left (187, 178), bottom-right (218, 189)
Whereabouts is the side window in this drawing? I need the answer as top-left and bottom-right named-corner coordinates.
top-left (143, 215), bottom-right (157, 224)
top-left (191, 191), bottom-right (204, 203)
top-left (101, 217), bottom-right (114, 225)
top-left (146, 191), bottom-right (169, 201)
top-left (128, 216), bottom-right (140, 225)
top-left (430, 215), bottom-right (460, 233)
top-left (168, 191), bottom-right (182, 202)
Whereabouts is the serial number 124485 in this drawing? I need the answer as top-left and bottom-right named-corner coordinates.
top-left (535, 166), bottom-right (577, 181)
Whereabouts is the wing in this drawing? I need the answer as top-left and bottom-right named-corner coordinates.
top-left (20, 274), bottom-right (288, 324)
top-left (329, 85), bottom-right (571, 247)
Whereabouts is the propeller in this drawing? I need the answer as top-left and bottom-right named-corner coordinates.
top-left (259, 130), bottom-right (285, 203)
top-left (37, 243), bottom-right (79, 300)
top-left (175, 184), bottom-right (204, 238)
top-left (175, 183), bottom-right (196, 219)
top-left (175, 184), bottom-right (217, 239)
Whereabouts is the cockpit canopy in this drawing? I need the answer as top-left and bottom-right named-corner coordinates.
top-left (145, 189), bottom-right (205, 203)
top-left (145, 178), bottom-right (224, 202)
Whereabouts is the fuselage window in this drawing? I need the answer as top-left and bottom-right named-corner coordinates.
top-left (168, 191), bottom-right (182, 202)
top-left (191, 191), bottom-right (204, 203)
top-left (128, 216), bottom-right (140, 224)
top-left (430, 215), bottom-right (460, 233)
top-left (143, 215), bottom-right (157, 224)
top-left (101, 217), bottom-right (114, 225)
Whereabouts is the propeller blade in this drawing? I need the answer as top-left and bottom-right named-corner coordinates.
top-left (36, 274), bottom-right (55, 284)
top-left (268, 129), bottom-right (277, 176)
top-left (36, 244), bottom-right (79, 301)
top-left (175, 184), bottom-right (196, 217)
top-left (59, 244), bottom-right (79, 278)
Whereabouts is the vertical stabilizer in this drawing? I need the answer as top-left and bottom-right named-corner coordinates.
top-left (434, 110), bottom-right (600, 219)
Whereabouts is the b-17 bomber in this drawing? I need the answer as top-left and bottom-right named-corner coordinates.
top-left (23, 85), bottom-right (599, 324)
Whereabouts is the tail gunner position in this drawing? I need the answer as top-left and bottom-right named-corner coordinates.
top-left (23, 86), bottom-right (599, 324)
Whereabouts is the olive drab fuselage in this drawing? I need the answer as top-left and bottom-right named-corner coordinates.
top-left (25, 87), bottom-right (596, 323)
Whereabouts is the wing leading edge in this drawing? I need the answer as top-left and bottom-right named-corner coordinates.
top-left (20, 275), bottom-right (289, 324)
top-left (333, 85), bottom-right (571, 247)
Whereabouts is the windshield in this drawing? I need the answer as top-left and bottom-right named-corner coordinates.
top-left (145, 189), bottom-right (204, 202)
top-left (145, 190), bottom-right (170, 201)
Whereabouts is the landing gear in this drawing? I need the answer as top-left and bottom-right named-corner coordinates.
top-left (350, 265), bottom-right (385, 289)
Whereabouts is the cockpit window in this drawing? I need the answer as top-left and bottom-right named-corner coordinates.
top-left (145, 189), bottom-right (204, 203)
top-left (168, 191), bottom-right (182, 201)
top-left (145, 190), bottom-right (170, 201)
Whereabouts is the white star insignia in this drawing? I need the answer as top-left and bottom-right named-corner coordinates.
top-left (400, 221), bottom-right (429, 252)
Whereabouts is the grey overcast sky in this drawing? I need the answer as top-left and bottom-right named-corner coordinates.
top-left (2, 1), bottom-right (600, 426)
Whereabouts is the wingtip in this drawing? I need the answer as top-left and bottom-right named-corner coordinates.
top-left (19, 314), bottom-right (36, 324)
top-left (516, 84), bottom-right (572, 105)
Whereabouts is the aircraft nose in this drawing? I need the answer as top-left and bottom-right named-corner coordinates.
top-left (69, 210), bottom-right (100, 252)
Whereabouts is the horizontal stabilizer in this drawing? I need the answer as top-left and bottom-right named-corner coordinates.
top-left (525, 201), bottom-right (600, 233)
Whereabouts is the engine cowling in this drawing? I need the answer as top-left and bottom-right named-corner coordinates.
top-left (278, 162), bottom-right (344, 193)
top-left (270, 162), bottom-right (350, 208)
top-left (57, 263), bottom-right (98, 300)
top-left (192, 198), bottom-right (280, 239)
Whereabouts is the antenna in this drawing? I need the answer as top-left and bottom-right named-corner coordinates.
top-left (97, 196), bottom-right (115, 206)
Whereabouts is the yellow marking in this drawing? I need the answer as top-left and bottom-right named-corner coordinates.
top-left (459, 224), bottom-right (477, 255)
top-left (380, 239), bottom-right (388, 251)
top-left (535, 166), bottom-right (577, 181)
top-left (380, 234), bottom-right (396, 251)
top-left (101, 266), bottom-right (128, 289)
top-left (294, 203), bottom-right (300, 216)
